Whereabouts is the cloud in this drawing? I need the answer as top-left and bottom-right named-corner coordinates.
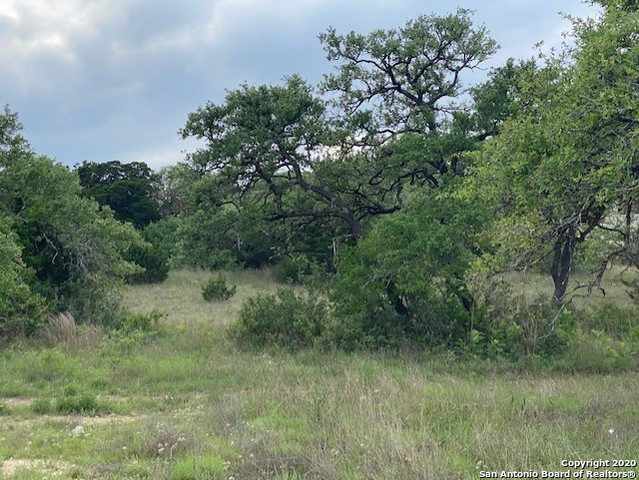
top-left (1, 0), bottom-right (600, 168)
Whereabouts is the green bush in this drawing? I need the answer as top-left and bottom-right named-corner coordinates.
top-left (56, 394), bottom-right (110, 415)
top-left (577, 302), bottom-right (639, 340)
top-left (201, 274), bottom-right (236, 302)
top-left (0, 225), bottom-right (47, 338)
top-left (272, 256), bottom-right (301, 283)
top-left (125, 241), bottom-right (170, 284)
top-left (555, 330), bottom-right (637, 374)
top-left (330, 192), bottom-right (488, 350)
top-left (469, 283), bottom-right (578, 360)
top-left (123, 309), bottom-right (166, 332)
top-left (228, 288), bottom-right (328, 350)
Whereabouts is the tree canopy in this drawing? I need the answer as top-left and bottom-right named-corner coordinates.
top-left (0, 107), bottom-right (141, 332)
top-left (181, 11), bottom-right (499, 257)
top-left (76, 160), bottom-right (161, 228)
top-left (471, 2), bottom-right (639, 304)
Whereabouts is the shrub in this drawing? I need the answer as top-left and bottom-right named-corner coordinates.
top-left (125, 241), bottom-right (170, 284)
top-left (56, 394), bottom-right (110, 415)
top-left (0, 226), bottom-right (47, 338)
top-left (272, 256), bottom-right (301, 283)
top-left (468, 281), bottom-right (578, 360)
top-left (329, 192), bottom-right (488, 350)
top-left (123, 309), bottom-right (166, 332)
top-left (555, 330), bottom-right (637, 374)
top-left (577, 302), bottom-right (639, 340)
top-left (228, 288), bottom-right (328, 350)
top-left (202, 274), bottom-right (237, 302)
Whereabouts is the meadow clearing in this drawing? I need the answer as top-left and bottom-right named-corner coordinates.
top-left (0, 269), bottom-right (638, 479)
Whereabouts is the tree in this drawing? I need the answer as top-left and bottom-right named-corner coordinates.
top-left (471, 3), bottom-right (639, 304)
top-left (76, 160), bottom-right (161, 228)
top-left (329, 190), bottom-right (488, 349)
top-left (318, 9), bottom-right (498, 193)
top-left (0, 219), bottom-right (46, 337)
top-left (181, 12), bottom-right (498, 265)
top-left (0, 108), bottom-right (141, 328)
top-left (320, 9), bottom-right (497, 136)
top-left (182, 75), bottom-right (371, 239)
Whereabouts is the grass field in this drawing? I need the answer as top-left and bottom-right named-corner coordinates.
top-left (0, 269), bottom-right (638, 479)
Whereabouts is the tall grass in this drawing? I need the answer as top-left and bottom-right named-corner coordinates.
top-left (0, 269), bottom-right (637, 479)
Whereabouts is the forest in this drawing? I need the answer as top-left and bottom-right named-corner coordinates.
top-left (2, 0), bottom-right (639, 360)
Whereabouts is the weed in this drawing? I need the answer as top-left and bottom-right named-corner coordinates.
top-left (171, 454), bottom-right (227, 479)
top-left (31, 397), bottom-right (53, 414)
top-left (56, 394), bottom-right (111, 415)
top-left (37, 312), bottom-right (78, 348)
top-left (136, 424), bottom-right (195, 460)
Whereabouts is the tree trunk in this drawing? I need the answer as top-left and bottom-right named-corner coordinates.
top-left (550, 233), bottom-right (576, 306)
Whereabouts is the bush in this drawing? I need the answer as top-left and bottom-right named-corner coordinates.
top-left (228, 288), bottom-right (328, 350)
top-left (271, 254), bottom-right (319, 284)
top-left (123, 309), bottom-right (166, 332)
top-left (577, 302), bottom-right (639, 340)
top-left (56, 394), bottom-right (110, 415)
top-left (125, 241), bottom-right (169, 284)
top-left (554, 330), bottom-right (637, 374)
top-left (201, 274), bottom-right (236, 302)
top-left (329, 192), bottom-right (488, 350)
top-left (0, 226), bottom-right (47, 338)
top-left (272, 256), bottom-right (302, 283)
top-left (468, 280), bottom-right (578, 360)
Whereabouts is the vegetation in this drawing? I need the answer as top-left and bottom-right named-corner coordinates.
top-left (201, 273), bottom-right (237, 302)
top-left (76, 160), bottom-right (161, 228)
top-left (471, 0), bottom-right (639, 304)
top-left (1, 3), bottom-right (639, 475)
top-left (2, 2), bottom-right (639, 349)
top-left (0, 270), bottom-right (636, 479)
top-left (0, 108), bottom-right (141, 333)
top-left (229, 287), bottom-right (328, 350)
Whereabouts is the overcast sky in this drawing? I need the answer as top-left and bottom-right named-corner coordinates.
top-left (1, 0), bottom-right (599, 170)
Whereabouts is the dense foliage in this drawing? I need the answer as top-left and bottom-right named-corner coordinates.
top-left (76, 160), bottom-right (161, 228)
top-left (3, 4), bottom-right (639, 359)
top-left (329, 191), bottom-right (488, 349)
top-left (471, 0), bottom-right (639, 304)
top-left (0, 107), bottom-right (141, 334)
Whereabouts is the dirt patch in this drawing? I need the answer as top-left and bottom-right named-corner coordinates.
top-left (74, 414), bottom-right (143, 426)
top-left (0, 459), bottom-right (70, 477)
top-left (0, 398), bottom-right (33, 408)
top-left (1, 413), bottom-right (147, 430)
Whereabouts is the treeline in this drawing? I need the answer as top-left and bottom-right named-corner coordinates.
top-left (2, 1), bottom-right (639, 360)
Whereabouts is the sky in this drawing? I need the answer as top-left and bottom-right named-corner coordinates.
top-left (1, 0), bottom-right (600, 170)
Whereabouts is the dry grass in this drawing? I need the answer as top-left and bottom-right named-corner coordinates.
top-left (122, 268), bottom-right (282, 327)
top-left (506, 265), bottom-right (639, 308)
top-left (36, 312), bottom-right (104, 349)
